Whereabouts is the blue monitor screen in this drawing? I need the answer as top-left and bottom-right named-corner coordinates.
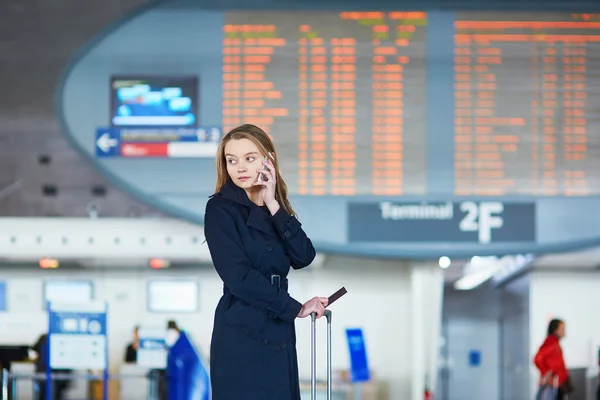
top-left (0, 281), bottom-right (6, 311)
top-left (110, 76), bottom-right (199, 127)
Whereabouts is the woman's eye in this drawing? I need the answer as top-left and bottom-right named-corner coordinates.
top-left (247, 157), bottom-right (255, 162)
top-left (227, 159), bottom-right (236, 164)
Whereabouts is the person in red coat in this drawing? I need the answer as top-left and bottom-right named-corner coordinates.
top-left (534, 319), bottom-right (573, 399)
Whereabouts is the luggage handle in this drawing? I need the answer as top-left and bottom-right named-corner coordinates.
top-left (311, 310), bottom-right (332, 400)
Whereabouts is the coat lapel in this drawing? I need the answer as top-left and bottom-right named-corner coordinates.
top-left (246, 207), bottom-right (277, 238)
top-left (218, 180), bottom-right (278, 238)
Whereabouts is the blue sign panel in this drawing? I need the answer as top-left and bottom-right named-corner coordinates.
top-left (47, 301), bottom-right (108, 370)
top-left (0, 281), bottom-right (6, 311)
top-left (345, 328), bottom-right (370, 383)
top-left (469, 350), bottom-right (481, 367)
top-left (95, 126), bottom-right (222, 158)
top-left (348, 201), bottom-right (536, 244)
top-left (137, 327), bottom-right (167, 368)
top-left (95, 128), bottom-right (120, 157)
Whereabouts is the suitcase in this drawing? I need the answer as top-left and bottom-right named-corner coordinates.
top-left (310, 310), bottom-right (332, 400)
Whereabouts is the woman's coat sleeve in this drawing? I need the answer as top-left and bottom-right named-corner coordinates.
top-left (270, 207), bottom-right (316, 270)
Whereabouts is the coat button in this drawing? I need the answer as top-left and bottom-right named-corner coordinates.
top-left (283, 231), bottom-right (291, 238)
top-left (265, 245), bottom-right (272, 251)
top-left (263, 339), bottom-right (269, 345)
top-left (280, 342), bottom-right (287, 349)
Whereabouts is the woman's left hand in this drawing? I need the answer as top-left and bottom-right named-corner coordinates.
top-left (253, 157), bottom-right (278, 209)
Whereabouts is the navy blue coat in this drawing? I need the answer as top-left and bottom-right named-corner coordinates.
top-left (204, 179), bottom-right (316, 400)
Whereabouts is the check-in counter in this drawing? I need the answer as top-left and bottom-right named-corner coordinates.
top-left (299, 370), bottom-right (385, 400)
top-left (10, 362), bottom-right (35, 400)
top-left (11, 363), bottom-right (122, 400)
top-left (10, 363), bottom-right (88, 400)
top-left (584, 366), bottom-right (598, 400)
top-left (299, 381), bottom-right (382, 400)
top-left (87, 374), bottom-right (121, 400)
top-left (119, 363), bottom-right (154, 400)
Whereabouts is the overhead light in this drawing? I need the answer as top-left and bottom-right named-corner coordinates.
top-left (470, 255), bottom-right (481, 265)
top-left (454, 257), bottom-right (500, 290)
top-left (149, 258), bottom-right (170, 269)
top-left (438, 256), bottom-right (451, 269)
top-left (464, 256), bottom-right (497, 274)
top-left (491, 254), bottom-right (535, 284)
top-left (39, 258), bottom-right (59, 269)
top-left (454, 267), bottom-right (497, 290)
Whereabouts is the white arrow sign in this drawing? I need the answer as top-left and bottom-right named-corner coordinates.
top-left (96, 133), bottom-right (118, 153)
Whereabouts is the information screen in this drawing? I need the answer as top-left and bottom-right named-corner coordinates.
top-left (44, 280), bottom-right (94, 309)
top-left (223, 11), bottom-right (428, 196)
top-left (453, 12), bottom-right (600, 196)
top-left (111, 76), bottom-right (199, 127)
top-left (147, 280), bottom-right (199, 313)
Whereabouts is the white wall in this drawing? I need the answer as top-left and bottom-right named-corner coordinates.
top-left (529, 270), bottom-right (600, 397)
top-left (0, 255), bottom-right (415, 399)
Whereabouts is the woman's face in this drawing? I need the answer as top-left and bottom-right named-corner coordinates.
top-left (224, 138), bottom-right (262, 190)
top-left (556, 322), bottom-right (565, 339)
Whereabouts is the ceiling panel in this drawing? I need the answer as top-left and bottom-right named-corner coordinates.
top-left (0, 0), bottom-right (158, 217)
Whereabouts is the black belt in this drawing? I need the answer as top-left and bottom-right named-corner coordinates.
top-left (222, 274), bottom-right (288, 296)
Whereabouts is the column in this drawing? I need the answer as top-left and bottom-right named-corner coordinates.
top-left (371, 45), bottom-right (407, 195)
top-left (411, 263), bottom-right (444, 400)
top-left (222, 24), bottom-right (286, 134)
top-left (453, 35), bottom-right (474, 195)
top-left (298, 24), bottom-right (327, 195)
top-left (563, 41), bottom-right (588, 195)
top-left (330, 38), bottom-right (357, 195)
top-left (541, 43), bottom-right (559, 194)
top-left (222, 37), bottom-right (243, 131)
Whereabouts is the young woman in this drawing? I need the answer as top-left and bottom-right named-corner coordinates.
top-left (204, 124), bottom-right (329, 399)
top-left (534, 319), bottom-right (573, 399)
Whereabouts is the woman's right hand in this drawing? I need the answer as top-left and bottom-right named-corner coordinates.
top-left (539, 371), bottom-right (553, 385)
top-left (297, 296), bottom-right (329, 319)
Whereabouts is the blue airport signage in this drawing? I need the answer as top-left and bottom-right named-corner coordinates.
top-left (469, 350), bottom-right (482, 367)
top-left (137, 327), bottom-right (168, 368)
top-left (348, 201), bottom-right (536, 244)
top-left (47, 301), bottom-right (108, 370)
top-left (95, 126), bottom-right (222, 158)
top-left (346, 328), bottom-right (371, 383)
top-left (0, 281), bottom-right (6, 312)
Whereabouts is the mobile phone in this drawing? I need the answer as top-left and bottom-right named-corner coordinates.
top-left (257, 152), bottom-right (275, 182)
top-left (326, 287), bottom-right (347, 308)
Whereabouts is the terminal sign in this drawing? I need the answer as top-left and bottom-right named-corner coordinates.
top-left (348, 201), bottom-right (536, 244)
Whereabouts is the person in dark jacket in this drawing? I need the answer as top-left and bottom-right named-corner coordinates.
top-left (32, 334), bottom-right (72, 400)
top-left (124, 326), bottom-right (139, 363)
top-left (204, 124), bottom-right (329, 399)
top-left (534, 319), bottom-right (573, 399)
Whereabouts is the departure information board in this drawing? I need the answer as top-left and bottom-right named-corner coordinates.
top-left (219, 11), bottom-right (600, 197)
top-left (453, 12), bottom-right (600, 196)
top-left (223, 11), bottom-right (428, 196)
top-left (62, 5), bottom-right (600, 257)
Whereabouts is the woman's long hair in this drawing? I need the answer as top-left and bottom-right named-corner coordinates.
top-left (215, 124), bottom-right (295, 216)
